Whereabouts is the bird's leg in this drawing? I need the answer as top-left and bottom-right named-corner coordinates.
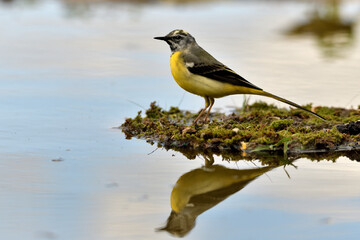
top-left (193, 108), bottom-right (207, 124)
top-left (203, 97), bottom-right (215, 122)
top-left (193, 97), bottom-right (210, 124)
top-left (203, 154), bottom-right (214, 167)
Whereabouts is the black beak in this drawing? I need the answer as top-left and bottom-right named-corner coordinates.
top-left (154, 36), bottom-right (168, 41)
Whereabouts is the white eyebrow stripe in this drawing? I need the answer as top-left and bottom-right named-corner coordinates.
top-left (186, 62), bottom-right (194, 68)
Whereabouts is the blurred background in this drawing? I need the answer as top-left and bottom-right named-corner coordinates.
top-left (0, 0), bottom-right (359, 240)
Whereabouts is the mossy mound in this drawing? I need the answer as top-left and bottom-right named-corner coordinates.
top-left (120, 101), bottom-right (360, 161)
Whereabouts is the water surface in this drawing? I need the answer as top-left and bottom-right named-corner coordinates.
top-left (0, 0), bottom-right (359, 239)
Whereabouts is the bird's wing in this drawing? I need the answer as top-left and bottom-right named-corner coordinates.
top-left (186, 62), bottom-right (262, 90)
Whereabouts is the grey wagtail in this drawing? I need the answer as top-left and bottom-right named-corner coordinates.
top-left (154, 29), bottom-right (325, 123)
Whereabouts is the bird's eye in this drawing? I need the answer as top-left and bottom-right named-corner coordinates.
top-left (174, 35), bottom-right (182, 40)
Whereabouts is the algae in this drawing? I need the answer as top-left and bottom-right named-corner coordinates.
top-left (120, 101), bottom-right (360, 162)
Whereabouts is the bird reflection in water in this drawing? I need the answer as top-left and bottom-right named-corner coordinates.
top-left (157, 158), bottom-right (276, 237)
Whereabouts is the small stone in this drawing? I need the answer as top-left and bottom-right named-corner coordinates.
top-left (336, 121), bottom-right (360, 135)
top-left (182, 126), bottom-right (197, 135)
top-left (312, 106), bottom-right (320, 112)
top-left (232, 128), bottom-right (240, 133)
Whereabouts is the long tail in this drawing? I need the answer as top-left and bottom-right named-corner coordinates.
top-left (259, 91), bottom-right (326, 121)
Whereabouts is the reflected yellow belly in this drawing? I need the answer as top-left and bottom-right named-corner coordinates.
top-left (169, 51), bottom-right (261, 98)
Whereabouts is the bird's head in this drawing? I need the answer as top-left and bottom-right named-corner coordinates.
top-left (154, 29), bottom-right (196, 52)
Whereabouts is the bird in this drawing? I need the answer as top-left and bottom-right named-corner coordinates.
top-left (154, 29), bottom-right (325, 123)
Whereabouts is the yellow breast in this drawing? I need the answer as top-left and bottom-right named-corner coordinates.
top-left (170, 51), bottom-right (196, 94)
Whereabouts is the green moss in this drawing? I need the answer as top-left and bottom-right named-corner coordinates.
top-left (270, 119), bottom-right (294, 131)
top-left (168, 106), bottom-right (181, 114)
top-left (295, 126), bottom-right (344, 148)
top-left (120, 101), bottom-right (360, 161)
top-left (248, 101), bottom-right (278, 110)
top-left (145, 101), bottom-right (163, 119)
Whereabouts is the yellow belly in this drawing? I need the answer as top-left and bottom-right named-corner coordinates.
top-left (170, 51), bottom-right (261, 98)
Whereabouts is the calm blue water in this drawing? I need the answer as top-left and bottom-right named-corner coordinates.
top-left (0, 0), bottom-right (359, 239)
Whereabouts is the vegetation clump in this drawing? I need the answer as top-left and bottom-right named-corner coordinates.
top-left (120, 101), bottom-right (360, 161)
